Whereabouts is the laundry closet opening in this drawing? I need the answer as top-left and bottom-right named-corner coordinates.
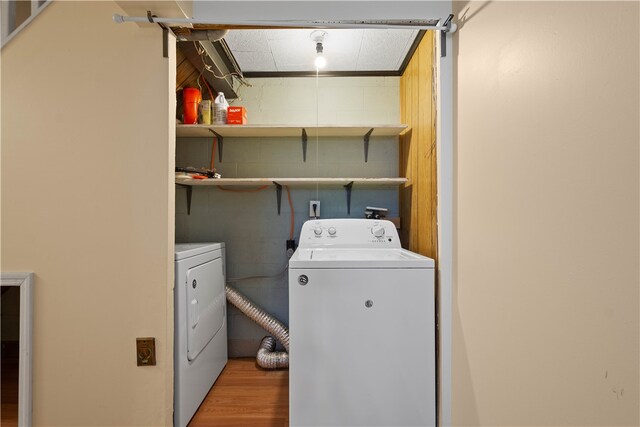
top-left (173, 24), bottom-right (441, 427)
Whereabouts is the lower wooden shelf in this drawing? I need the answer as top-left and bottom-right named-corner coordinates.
top-left (175, 177), bottom-right (408, 215)
top-left (175, 177), bottom-right (408, 186)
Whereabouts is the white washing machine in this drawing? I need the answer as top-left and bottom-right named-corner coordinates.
top-left (289, 219), bottom-right (435, 427)
top-left (174, 243), bottom-right (228, 427)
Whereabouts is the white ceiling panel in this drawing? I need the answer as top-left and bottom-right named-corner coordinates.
top-left (223, 28), bottom-right (420, 74)
top-left (357, 29), bottom-right (418, 71)
top-left (231, 51), bottom-right (277, 71)
top-left (269, 37), bottom-right (316, 70)
top-left (320, 29), bottom-right (364, 55)
top-left (224, 30), bottom-right (271, 52)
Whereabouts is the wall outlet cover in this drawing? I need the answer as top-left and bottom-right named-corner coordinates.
top-left (309, 200), bottom-right (320, 218)
top-left (136, 337), bottom-right (156, 366)
top-left (286, 239), bottom-right (297, 258)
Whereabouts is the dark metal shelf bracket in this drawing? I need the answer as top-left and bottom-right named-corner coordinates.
top-left (273, 182), bottom-right (282, 215)
top-left (364, 128), bottom-right (374, 162)
top-left (440, 14), bottom-right (454, 57)
top-left (147, 11), bottom-right (169, 58)
top-left (301, 128), bottom-right (308, 162)
top-left (209, 129), bottom-right (224, 162)
top-left (344, 181), bottom-right (354, 215)
top-left (163, 28), bottom-right (169, 58)
top-left (177, 184), bottom-right (193, 215)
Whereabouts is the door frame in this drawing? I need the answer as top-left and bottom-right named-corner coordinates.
top-left (436, 24), bottom-right (454, 427)
top-left (1, 272), bottom-right (34, 426)
top-left (161, 2), bottom-right (455, 424)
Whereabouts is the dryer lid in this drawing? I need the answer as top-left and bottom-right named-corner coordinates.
top-left (175, 242), bottom-right (225, 260)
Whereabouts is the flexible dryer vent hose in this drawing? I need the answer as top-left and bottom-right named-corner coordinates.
top-left (257, 336), bottom-right (289, 369)
top-left (225, 285), bottom-right (289, 369)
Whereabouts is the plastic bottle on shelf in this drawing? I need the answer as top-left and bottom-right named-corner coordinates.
top-left (183, 88), bottom-right (201, 124)
top-left (199, 99), bottom-right (212, 124)
top-left (213, 92), bottom-right (229, 125)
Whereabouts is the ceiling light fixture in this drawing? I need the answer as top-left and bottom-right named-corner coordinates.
top-left (310, 31), bottom-right (328, 70)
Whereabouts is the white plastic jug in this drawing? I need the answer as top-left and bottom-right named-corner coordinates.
top-left (213, 92), bottom-right (229, 125)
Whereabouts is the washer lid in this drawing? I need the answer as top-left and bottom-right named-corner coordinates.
top-left (289, 248), bottom-right (434, 269)
top-left (175, 242), bottom-right (225, 260)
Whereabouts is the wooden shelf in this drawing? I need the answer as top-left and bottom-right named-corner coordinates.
top-left (175, 177), bottom-right (408, 215)
top-left (175, 177), bottom-right (408, 186)
top-left (175, 126), bottom-right (409, 214)
top-left (176, 124), bottom-right (408, 138)
top-left (176, 124), bottom-right (408, 162)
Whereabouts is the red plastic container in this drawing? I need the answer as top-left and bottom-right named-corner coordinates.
top-left (183, 88), bottom-right (202, 124)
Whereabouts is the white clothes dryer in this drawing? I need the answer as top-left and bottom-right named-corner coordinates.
top-left (174, 243), bottom-right (228, 427)
top-left (288, 219), bottom-right (435, 426)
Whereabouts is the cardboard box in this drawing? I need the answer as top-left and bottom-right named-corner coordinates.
top-left (227, 106), bottom-right (247, 124)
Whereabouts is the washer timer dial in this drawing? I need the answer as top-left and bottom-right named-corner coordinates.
top-left (373, 227), bottom-right (385, 238)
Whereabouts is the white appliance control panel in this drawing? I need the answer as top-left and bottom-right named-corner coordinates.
top-left (299, 219), bottom-right (401, 248)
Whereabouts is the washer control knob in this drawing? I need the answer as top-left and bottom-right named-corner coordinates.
top-left (314, 227), bottom-right (323, 236)
top-left (373, 227), bottom-right (385, 238)
top-left (328, 227), bottom-right (336, 235)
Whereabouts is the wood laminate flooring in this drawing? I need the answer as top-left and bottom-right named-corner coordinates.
top-left (189, 358), bottom-right (289, 427)
top-left (1, 356), bottom-right (19, 427)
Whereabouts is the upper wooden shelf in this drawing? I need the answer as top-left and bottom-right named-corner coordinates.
top-left (175, 124), bottom-right (408, 138)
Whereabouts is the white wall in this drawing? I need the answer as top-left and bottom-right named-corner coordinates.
top-left (453, 1), bottom-right (639, 425)
top-left (231, 76), bottom-right (400, 125)
top-left (177, 76), bottom-right (401, 355)
top-left (1, 2), bottom-right (175, 425)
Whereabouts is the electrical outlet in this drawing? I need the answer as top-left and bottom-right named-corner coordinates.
top-left (309, 200), bottom-right (320, 218)
top-left (136, 337), bottom-right (156, 366)
top-left (286, 239), bottom-right (296, 258)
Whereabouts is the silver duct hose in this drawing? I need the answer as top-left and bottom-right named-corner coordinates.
top-left (176, 29), bottom-right (229, 42)
top-left (225, 285), bottom-right (289, 369)
top-left (256, 336), bottom-right (289, 369)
